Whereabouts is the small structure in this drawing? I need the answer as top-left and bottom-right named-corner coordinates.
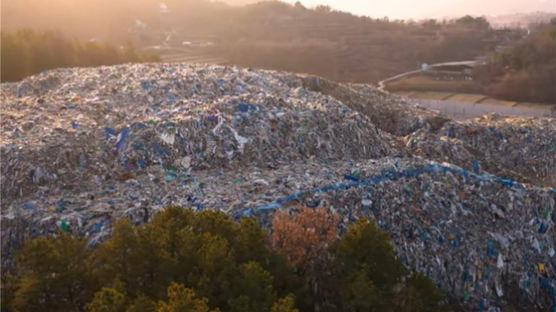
top-left (429, 61), bottom-right (476, 75)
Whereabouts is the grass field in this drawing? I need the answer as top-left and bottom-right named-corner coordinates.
top-left (397, 91), bottom-right (555, 113)
top-left (386, 75), bottom-right (482, 94)
top-left (448, 93), bottom-right (488, 103)
top-left (387, 74), bottom-right (555, 109)
top-left (479, 97), bottom-right (517, 106)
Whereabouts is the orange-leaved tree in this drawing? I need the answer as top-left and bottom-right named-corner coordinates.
top-left (271, 206), bottom-right (339, 310)
top-left (271, 206), bottom-right (338, 270)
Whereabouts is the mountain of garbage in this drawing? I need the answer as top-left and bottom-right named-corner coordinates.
top-left (1, 63), bottom-right (554, 311)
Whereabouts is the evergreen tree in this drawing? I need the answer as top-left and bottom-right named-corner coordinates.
top-left (271, 295), bottom-right (299, 312)
top-left (87, 288), bottom-right (127, 312)
top-left (14, 233), bottom-right (96, 311)
top-left (157, 283), bottom-right (216, 312)
top-left (8, 206), bottom-right (449, 311)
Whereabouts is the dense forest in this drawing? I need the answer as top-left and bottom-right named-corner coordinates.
top-left (1, 206), bottom-right (450, 312)
top-left (0, 30), bottom-right (159, 82)
top-left (474, 19), bottom-right (556, 104)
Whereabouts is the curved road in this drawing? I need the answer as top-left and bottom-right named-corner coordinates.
top-left (377, 60), bottom-right (555, 119)
top-left (377, 60), bottom-right (476, 93)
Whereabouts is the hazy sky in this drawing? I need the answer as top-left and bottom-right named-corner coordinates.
top-left (279, 0), bottom-right (556, 19)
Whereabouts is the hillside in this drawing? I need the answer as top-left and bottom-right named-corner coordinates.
top-left (474, 20), bottom-right (556, 104)
top-left (2, 0), bottom-right (513, 83)
top-left (1, 63), bottom-right (555, 310)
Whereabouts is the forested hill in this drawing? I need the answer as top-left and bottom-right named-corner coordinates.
top-left (2, 0), bottom-right (516, 83)
top-left (1, 30), bottom-right (159, 82)
top-left (474, 19), bottom-right (556, 104)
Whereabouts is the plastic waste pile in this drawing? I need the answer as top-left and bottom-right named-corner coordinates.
top-left (406, 114), bottom-right (556, 186)
top-left (236, 159), bottom-right (556, 310)
top-left (1, 63), bottom-right (555, 310)
top-left (1, 63), bottom-right (397, 206)
top-left (301, 76), bottom-right (446, 136)
top-left (2, 156), bottom-right (554, 310)
top-left (301, 75), bottom-right (554, 186)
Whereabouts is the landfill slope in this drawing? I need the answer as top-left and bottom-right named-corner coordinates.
top-left (1, 64), bottom-right (399, 207)
top-left (406, 115), bottom-right (556, 186)
top-left (1, 63), bottom-right (555, 311)
top-left (300, 75), bottom-right (555, 187)
top-left (301, 76), bottom-right (448, 136)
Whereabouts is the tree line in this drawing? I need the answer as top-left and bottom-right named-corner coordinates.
top-left (217, 8), bottom-right (502, 83)
top-left (1, 29), bottom-right (159, 82)
top-left (1, 206), bottom-right (450, 312)
top-left (474, 19), bottom-right (556, 104)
